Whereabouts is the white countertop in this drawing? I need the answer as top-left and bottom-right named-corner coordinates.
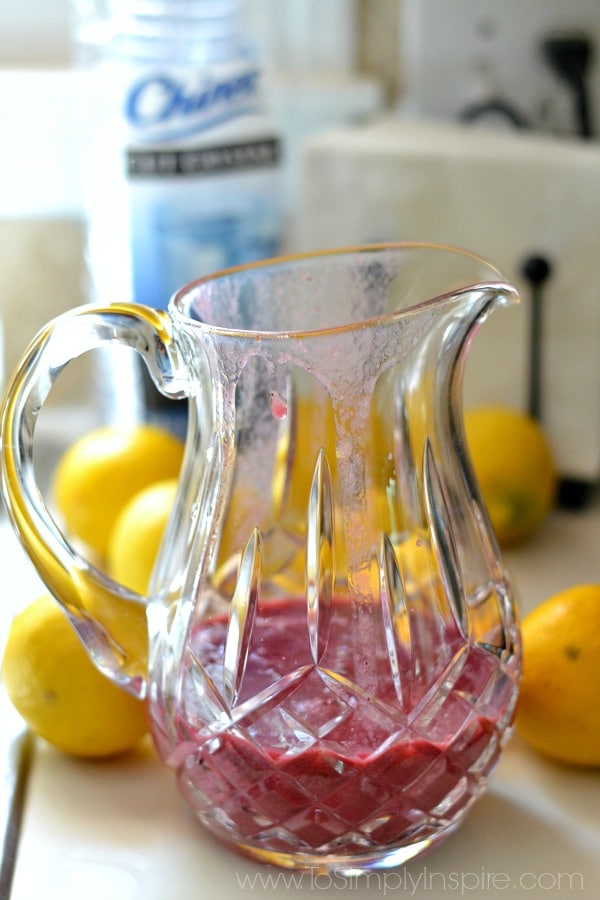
top-left (1, 498), bottom-right (599, 899)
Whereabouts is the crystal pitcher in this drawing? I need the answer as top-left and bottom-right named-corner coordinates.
top-left (1, 244), bottom-right (521, 873)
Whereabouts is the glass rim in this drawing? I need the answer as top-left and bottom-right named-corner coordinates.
top-left (169, 241), bottom-right (515, 338)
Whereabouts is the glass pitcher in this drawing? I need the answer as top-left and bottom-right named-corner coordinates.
top-left (1, 244), bottom-right (521, 874)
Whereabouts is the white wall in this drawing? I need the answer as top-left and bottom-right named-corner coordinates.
top-left (0, 1), bottom-right (71, 66)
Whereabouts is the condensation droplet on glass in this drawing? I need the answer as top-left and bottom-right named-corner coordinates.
top-left (270, 391), bottom-right (288, 420)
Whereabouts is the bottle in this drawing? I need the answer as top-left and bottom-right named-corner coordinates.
top-left (70, 0), bottom-right (285, 430)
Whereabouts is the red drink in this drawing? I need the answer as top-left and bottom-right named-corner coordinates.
top-left (150, 595), bottom-right (516, 870)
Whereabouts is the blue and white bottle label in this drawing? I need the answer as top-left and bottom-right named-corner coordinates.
top-left (119, 61), bottom-right (284, 309)
top-left (124, 65), bottom-right (262, 142)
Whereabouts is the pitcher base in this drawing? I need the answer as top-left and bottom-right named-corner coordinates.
top-left (211, 821), bottom-right (462, 875)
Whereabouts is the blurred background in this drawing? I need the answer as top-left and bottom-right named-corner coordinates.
top-left (1, 0), bottom-right (599, 500)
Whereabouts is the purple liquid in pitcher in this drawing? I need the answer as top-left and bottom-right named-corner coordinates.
top-left (150, 594), bottom-right (513, 862)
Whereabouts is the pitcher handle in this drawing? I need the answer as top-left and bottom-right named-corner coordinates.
top-left (0, 303), bottom-right (190, 699)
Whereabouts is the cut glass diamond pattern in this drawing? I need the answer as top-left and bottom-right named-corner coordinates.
top-left (159, 425), bottom-right (521, 864)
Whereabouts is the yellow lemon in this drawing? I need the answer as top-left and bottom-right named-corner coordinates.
top-left (51, 424), bottom-right (184, 560)
top-left (108, 479), bottom-right (178, 594)
top-left (79, 578), bottom-right (149, 682)
top-left (516, 584), bottom-right (600, 767)
top-left (1, 594), bottom-right (148, 758)
top-left (464, 406), bottom-right (556, 546)
top-left (393, 530), bottom-right (439, 593)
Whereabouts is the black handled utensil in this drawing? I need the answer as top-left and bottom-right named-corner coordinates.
top-left (521, 253), bottom-right (552, 421)
top-left (542, 33), bottom-right (595, 139)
